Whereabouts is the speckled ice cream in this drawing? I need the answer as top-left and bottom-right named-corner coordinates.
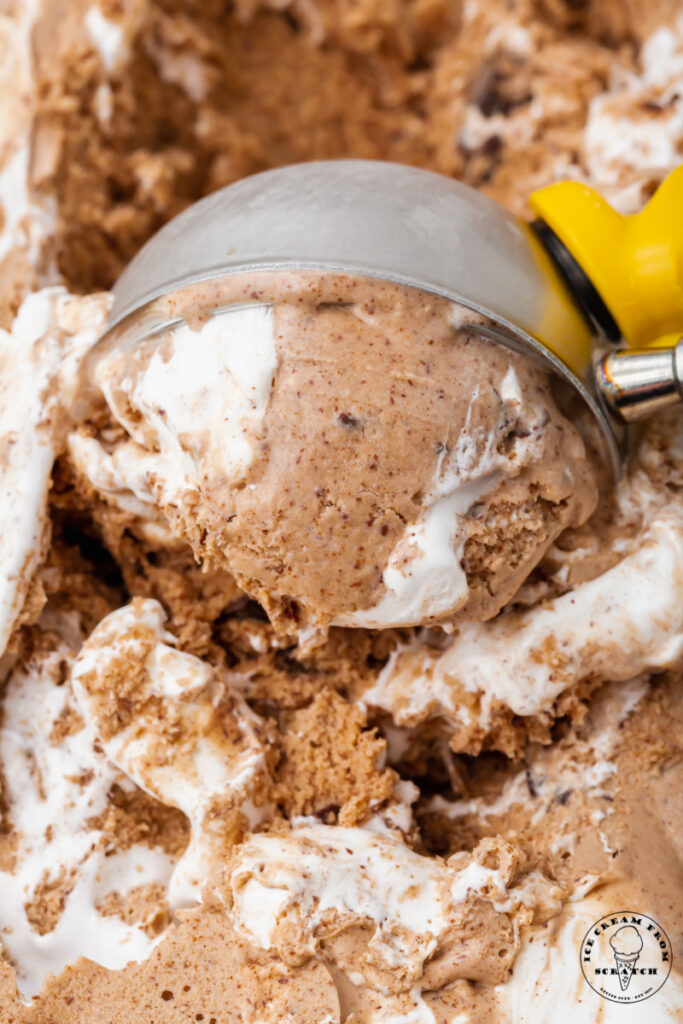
top-left (72, 271), bottom-right (598, 638)
top-left (0, 0), bottom-right (683, 1022)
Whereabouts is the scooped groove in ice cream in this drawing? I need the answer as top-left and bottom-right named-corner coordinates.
top-left (71, 270), bottom-right (599, 634)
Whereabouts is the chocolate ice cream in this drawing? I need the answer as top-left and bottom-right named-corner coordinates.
top-left (70, 270), bottom-right (598, 637)
top-left (0, 0), bottom-right (682, 1021)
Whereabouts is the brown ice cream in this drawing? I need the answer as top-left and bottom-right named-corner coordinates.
top-left (0, 0), bottom-right (682, 1021)
top-left (70, 270), bottom-right (598, 637)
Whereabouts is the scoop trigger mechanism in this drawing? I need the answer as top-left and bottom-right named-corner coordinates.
top-left (531, 165), bottom-right (683, 418)
top-left (530, 164), bottom-right (683, 350)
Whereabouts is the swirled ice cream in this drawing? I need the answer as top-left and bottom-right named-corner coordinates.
top-left (0, 0), bottom-right (682, 1021)
top-left (69, 271), bottom-right (598, 638)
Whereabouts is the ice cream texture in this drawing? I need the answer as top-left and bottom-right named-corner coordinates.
top-left (74, 271), bottom-right (598, 637)
top-left (0, 0), bottom-right (683, 1021)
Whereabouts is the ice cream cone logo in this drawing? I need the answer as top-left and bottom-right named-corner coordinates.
top-left (580, 911), bottom-right (673, 1003)
top-left (610, 926), bottom-right (643, 991)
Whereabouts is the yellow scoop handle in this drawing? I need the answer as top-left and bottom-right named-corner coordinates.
top-left (530, 165), bottom-right (683, 351)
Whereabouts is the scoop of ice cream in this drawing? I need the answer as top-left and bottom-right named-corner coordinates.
top-left (72, 270), bottom-right (598, 636)
top-left (610, 925), bottom-right (644, 957)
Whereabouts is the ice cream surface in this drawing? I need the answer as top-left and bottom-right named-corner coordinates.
top-left (0, 0), bottom-right (682, 1021)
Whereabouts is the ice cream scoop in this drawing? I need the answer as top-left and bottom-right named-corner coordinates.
top-left (100, 159), bottom-right (683, 478)
top-left (75, 161), bottom-right (683, 635)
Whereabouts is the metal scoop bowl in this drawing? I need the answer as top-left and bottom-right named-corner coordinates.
top-left (102, 159), bottom-right (683, 479)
